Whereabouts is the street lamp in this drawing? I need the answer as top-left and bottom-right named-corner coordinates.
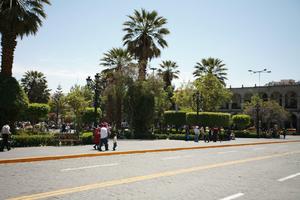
top-left (150, 67), bottom-right (157, 76)
top-left (86, 73), bottom-right (101, 127)
top-left (194, 91), bottom-right (201, 119)
top-left (248, 68), bottom-right (271, 86)
top-left (255, 102), bottom-right (260, 138)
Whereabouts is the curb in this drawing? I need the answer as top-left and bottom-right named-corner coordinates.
top-left (1, 140), bottom-right (300, 164)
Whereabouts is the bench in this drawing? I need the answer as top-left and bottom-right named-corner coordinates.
top-left (54, 133), bottom-right (81, 146)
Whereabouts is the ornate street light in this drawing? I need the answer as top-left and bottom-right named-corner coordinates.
top-left (194, 91), bottom-right (202, 120)
top-left (86, 73), bottom-right (101, 127)
top-left (248, 68), bottom-right (271, 86)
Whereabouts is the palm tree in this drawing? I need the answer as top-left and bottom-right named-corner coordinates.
top-left (123, 8), bottom-right (170, 80)
top-left (21, 70), bottom-right (50, 103)
top-left (193, 57), bottom-right (228, 85)
top-left (0, 0), bottom-right (50, 77)
top-left (157, 60), bottom-right (180, 89)
top-left (100, 48), bottom-right (133, 129)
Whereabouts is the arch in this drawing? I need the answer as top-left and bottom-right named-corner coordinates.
top-left (259, 92), bottom-right (268, 101)
top-left (270, 92), bottom-right (282, 106)
top-left (244, 93), bottom-right (253, 103)
top-left (285, 91), bottom-right (297, 108)
top-left (232, 93), bottom-right (242, 109)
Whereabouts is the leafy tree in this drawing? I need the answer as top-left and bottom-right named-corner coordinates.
top-left (21, 70), bottom-right (51, 103)
top-left (193, 57), bottom-right (228, 86)
top-left (49, 85), bottom-right (66, 125)
top-left (194, 74), bottom-right (232, 112)
top-left (244, 95), bottom-right (289, 129)
top-left (26, 103), bottom-right (50, 124)
top-left (0, 0), bottom-right (50, 77)
top-left (157, 60), bottom-right (180, 89)
top-left (172, 82), bottom-right (195, 112)
top-left (100, 48), bottom-right (133, 128)
top-left (0, 75), bottom-right (28, 129)
top-left (82, 107), bottom-right (102, 126)
top-left (123, 9), bottom-right (170, 80)
top-left (232, 114), bottom-right (251, 130)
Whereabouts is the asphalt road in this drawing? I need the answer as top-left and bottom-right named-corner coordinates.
top-left (1, 141), bottom-right (300, 200)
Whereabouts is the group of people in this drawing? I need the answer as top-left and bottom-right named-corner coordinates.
top-left (186, 125), bottom-right (233, 143)
top-left (93, 122), bottom-right (117, 151)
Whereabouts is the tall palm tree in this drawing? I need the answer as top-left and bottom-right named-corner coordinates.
top-left (100, 48), bottom-right (133, 129)
top-left (157, 60), bottom-right (180, 89)
top-left (0, 0), bottom-right (50, 77)
top-left (123, 8), bottom-right (170, 80)
top-left (193, 57), bottom-right (228, 85)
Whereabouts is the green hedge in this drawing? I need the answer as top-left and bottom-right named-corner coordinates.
top-left (80, 132), bottom-right (93, 144)
top-left (12, 135), bottom-right (56, 147)
top-left (186, 112), bottom-right (231, 127)
top-left (164, 111), bottom-right (186, 127)
top-left (232, 114), bottom-right (251, 129)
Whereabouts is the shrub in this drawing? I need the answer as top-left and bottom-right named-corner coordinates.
top-left (232, 114), bottom-right (251, 129)
top-left (164, 111), bottom-right (186, 127)
top-left (168, 134), bottom-right (194, 141)
top-left (186, 112), bottom-right (231, 127)
top-left (155, 134), bottom-right (168, 139)
top-left (26, 103), bottom-right (50, 124)
top-left (80, 132), bottom-right (93, 144)
top-left (12, 134), bottom-right (55, 147)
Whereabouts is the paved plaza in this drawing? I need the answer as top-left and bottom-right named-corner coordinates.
top-left (0, 137), bottom-right (300, 200)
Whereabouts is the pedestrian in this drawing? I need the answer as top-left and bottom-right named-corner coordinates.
top-left (185, 125), bottom-right (190, 141)
top-left (93, 125), bottom-right (100, 150)
top-left (99, 123), bottom-right (109, 151)
top-left (283, 128), bottom-right (287, 139)
top-left (200, 126), bottom-right (204, 141)
top-left (204, 127), bottom-right (210, 143)
top-left (1, 122), bottom-right (11, 151)
top-left (193, 126), bottom-right (200, 142)
top-left (212, 127), bottom-right (218, 142)
top-left (111, 132), bottom-right (117, 151)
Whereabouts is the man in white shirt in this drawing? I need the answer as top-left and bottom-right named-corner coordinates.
top-left (99, 124), bottom-right (109, 151)
top-left (1, 123), bottom-right (11, 151)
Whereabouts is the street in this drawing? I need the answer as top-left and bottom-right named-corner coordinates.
top-left (1, 140), bottom-right (300, 200)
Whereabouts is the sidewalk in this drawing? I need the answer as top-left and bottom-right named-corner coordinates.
top-left (1, 136), bottom-right (300, 163)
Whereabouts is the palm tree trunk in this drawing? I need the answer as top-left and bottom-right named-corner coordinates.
top-left (1, 32), bottom-right (17, 77)
top-left (138, 59), bottom-right (147, 81)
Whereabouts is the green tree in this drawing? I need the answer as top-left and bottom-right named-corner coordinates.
top-left (100, 48), bottom-right (133, 128)
top-left (232, 114), bottom-right (251, 130)
top-left (194, 74), bottom-right (232, 112)
top-left (172, 82), bottom-right (195, 112)
top-left (21, 70), bottom-right (51, 103)
top-left (157, 60), bottom-right (180, 89)
top-left (123, 9), bottom-right (170, 80)
top-left (193, 57), bottom-right (228, 86)
top-left (244, 95), bottom-right (289, 129)
top-left (0, 0), bottom-right (50, 77)
top-left (49, 85), bottom-right (66, 125)
top-left (0, 75), bottom-right (28, 129)
top-left (26, 103), bottom-right (50, 124)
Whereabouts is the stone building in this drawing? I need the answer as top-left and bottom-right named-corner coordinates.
top-left (219, 83), bottom-right (300, 132)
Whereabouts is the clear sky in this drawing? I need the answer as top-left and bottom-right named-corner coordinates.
top-left (12, 0), bottom-right (300, 93)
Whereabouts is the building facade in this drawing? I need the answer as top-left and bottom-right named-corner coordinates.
top-left (219, 84), bottom-right (300, 132)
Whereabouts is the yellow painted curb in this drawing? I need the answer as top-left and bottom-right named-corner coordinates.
top-left (1, 140), bottom-right (299, 164)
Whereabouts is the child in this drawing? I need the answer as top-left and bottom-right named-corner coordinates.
top-left (112, 132), bottom-right (117, 151)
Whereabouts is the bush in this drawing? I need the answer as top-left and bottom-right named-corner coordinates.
top-left (155, 134), bottom-right (168, 139)
top-left (232, 114), bottom-right (251, 129)
top-left (234, 130), bottom-right (257, 138)
top-left (168, 134), bottom-right (194, 141)
top-left (164, 111), bottom-right (186, 127)
top-left (12, 134), bottom-right (56, 147)
top-left (186, 112), bottom-right (231, 127)
top-left (80, 132), bottom-right (93, 145)
top-left (26, 103), bottom-right (50, 124)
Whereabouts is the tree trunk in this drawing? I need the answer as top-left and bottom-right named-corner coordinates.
top-left (138, 59), bottom-right (147, 81)
top-left (1, 32), bottom-right (17, 77)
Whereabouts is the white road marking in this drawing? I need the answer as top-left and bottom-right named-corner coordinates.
top-left (253, 147), bottom-right (266, 151)
top-left (161, 156), bottom-right (181, 160)
top-left (61, 163), bottom-right (119, 172)
top-left (217, 150), bottom-right (238, 154)
top-left (278, 172), bottom-right (300, 182)
top-left (219, 193), bottom-right (244, 200)
top-left (182, 155), bottom-right (193, 158)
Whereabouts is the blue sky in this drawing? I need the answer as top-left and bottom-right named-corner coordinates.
top-left (12, 0), bottom-right (300, 92)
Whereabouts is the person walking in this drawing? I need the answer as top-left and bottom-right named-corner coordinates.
top-left (204, 127), bottom-right (210, 143)
top-left (99, 123), bottom-right (109, 151)
top-left (283, 128), bottom-right (287, 139)
top-left (111, 132), bottom-right (117, 151)
top-left (200, 126), bottom-right (204, 141)
top-left (93, 125), bottom-right (100, 150)
top-left (185, 125), bottom-right (190, 141)
top-left (193, 126), bottom-right (200, 142)
top-left (1, 123), bottom-right (11, 151)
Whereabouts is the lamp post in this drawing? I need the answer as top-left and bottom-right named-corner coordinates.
top-left (255, 102), bottom-right (260, 138)
top-left (150, 67), bottom-right (157, 77)
top-left (248, 68), bottom-right (271, 86)
top-left (194, 91), bottom-right (201, 120)
top-left (86, 73), bottom-right (101, 127)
